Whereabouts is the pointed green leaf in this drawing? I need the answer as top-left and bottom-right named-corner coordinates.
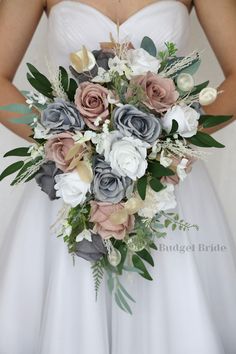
top-left (136, 249), bottom-right (154, 267)
top-left (27, 63), bottom-right (52, 88)
top-left (59, 66), bottom-right (69, 92)
top-left (149, 178), bottom-right (165, 193)
top-left (199, 115), bottom-right (233, 128)
top-left (4, 147), bottom-right (30, 157)
top-left (137, 175), bottom-right (148, 200)
top-left (190, 80), bottom-right (209, 96)
top-left (148, 161), bottom-right (175, 177)
top-left (132, 254), bottom-right (153, 281)
top-left (0, 161), bottom-right (24, 181)
top-left (67, 78), bottom-right (78, 101)
top-left (115, 292), bottom-right (127, 312)
top-left (188, 131), bottom-right (225, 148)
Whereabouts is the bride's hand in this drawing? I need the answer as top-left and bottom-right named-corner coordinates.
top-left (0, 0), bottom-right (46, 142)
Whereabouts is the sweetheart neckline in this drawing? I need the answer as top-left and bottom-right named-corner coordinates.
top-left (48, 0), bottom-right (189, 28)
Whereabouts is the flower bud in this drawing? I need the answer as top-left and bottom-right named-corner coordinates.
top-left (199, 87), bottom-right (217, 106)
top-left (177, 73), bottom-right (195, 92)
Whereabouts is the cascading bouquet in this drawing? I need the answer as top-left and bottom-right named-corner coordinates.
top-left (0, 35), bottom-right (232, 313)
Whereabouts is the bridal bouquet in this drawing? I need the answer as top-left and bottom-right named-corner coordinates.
top-left (0, 35), bottom-right (231, 313)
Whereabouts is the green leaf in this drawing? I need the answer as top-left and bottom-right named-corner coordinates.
top-left (0, 161), bottom-right (24, 181)
top-left (169, 119), bottom-right (179, 134)
top-left (115, 292), bottom-right (127, 312)
top-left (116, 243), bottom-right (128, 274)
top-left (149, 178), bottom-right (165, 192)
top-left (116, 289), bottom-right (132, 314)
top-left (190, 80), bottom-right (209, 96)
top-left (149, 242), bottom-right (157, 250)
top-left (118, 282), bottom-right (136, 303)
top-left (164, 219), bottom-right (172, 228)
top-left (187, 131), bottom-right (225, 148)
top-left (137, 175), bottom-right (148, 200)
top-left (4, 147), bottom-right (30, 157)
top-left (199, 115), bottom-right (233, 128)
top-left (132, 254), bottom-right (153, 281)
top-left (59, 66), bottom-right (69, 92)
top-left (148, 161), bottom-right (175, 177)
top-left (107, 276), bottom-right (114, 293)
top-left (0, 104), bottom-right (32, 114)
top-left (136, 249), bottom-right (154, 267)
top-left (141, 36), bottom-right (157, 57)
top-left (27, 74), bottom-right (54, 99)
top-left (180, 60), bottom-right (201, 75)
top-left (27, 63), bottom-right (52, 89)
top-left (10, 113), bottom-right (37, 125)
top-left (67, 78), bottom-right (78, 101)
top-left (172, 224), bottom-right (177, 231)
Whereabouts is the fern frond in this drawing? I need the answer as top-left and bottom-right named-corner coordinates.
top-left (91, 260), bottom-right (104, 301)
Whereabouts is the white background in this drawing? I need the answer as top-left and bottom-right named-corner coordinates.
top-left (0, 10), bottom-right (236, 240)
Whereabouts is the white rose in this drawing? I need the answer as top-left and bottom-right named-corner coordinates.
top-left (199, 87), bottom-right (217, 106)
top-left (127, 48), bottom-right (161, 76)
top-left (92, 131), bottom-right (122, 160)
top-left (162, 105), bottom-right (200, 138)
top-left (54, 171), bottom-right (90, 207)
top-left (138, 184), bottom-right (177, 219)
top-left (107, 137), bottom-right (148, 180)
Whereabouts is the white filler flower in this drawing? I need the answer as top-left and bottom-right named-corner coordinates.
top-left (162, 105), bottom-right (200, 138)
top-left (54, 171), bottom-right (90, 207)
top-left (127, 48), bottom-right (161, 76)
top-left (138, 184), bottom-right (177, 219)
top-left (107, 137), bottom-right (148, 180)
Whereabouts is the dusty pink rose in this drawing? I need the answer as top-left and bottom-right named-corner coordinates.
top-left (74, 82), bottom-right (109, 130)
top-left (161, 156), bottom-right (195, 185)
top-left (45, 132), bottom-right (86, 172)
top-left (90, 201), bottom-right (135, 240)
top-left (127, 71), bottom-right (179, 113)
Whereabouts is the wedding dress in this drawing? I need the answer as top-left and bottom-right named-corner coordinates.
top-left (1, 1), bottom-right (236, 353)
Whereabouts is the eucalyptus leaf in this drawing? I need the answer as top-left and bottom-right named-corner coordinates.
top-left (141, 36), bottom-right (157, 57)
top-left (116, 288), bottom-right (132, 314)
top-left (10, 113), bottom-right (37, 125)
top-left (118, 281), bottom-right (136, 303)
top-left (115, 292), bottom-right (127, 312)
top-left (0, 104), bottom-right (32, 115)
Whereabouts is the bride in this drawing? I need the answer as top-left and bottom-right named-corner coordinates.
top-left (0, 0), bottom-right (236, 353)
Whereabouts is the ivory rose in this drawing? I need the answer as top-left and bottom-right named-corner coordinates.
top-left (75, 82), bottom-right (109, 130)
top-left (90, 201), bottom-right (135, 240)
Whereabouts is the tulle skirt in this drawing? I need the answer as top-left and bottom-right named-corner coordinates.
top-left (0, 161), bottom-right (236, 354)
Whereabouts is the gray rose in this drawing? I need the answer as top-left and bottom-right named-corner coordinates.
top-left (93, 156), bottom-right (133, 203)
top-left (41, 99), bottom-right (85, 133)
top-left (35, 161), bottom-right (62, 200)
top-left (113, 104), bottom-right (162, 145)
top-left (70, 50), bottom-right (115, 83)
top-left (75, 233), bottom-right (107, 262)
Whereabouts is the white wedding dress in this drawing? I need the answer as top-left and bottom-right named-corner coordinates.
top-left (1, 1), bottom-right (236, 353)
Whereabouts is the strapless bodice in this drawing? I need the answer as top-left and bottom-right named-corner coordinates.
top-left (47, 0), bottom-right (190, 68)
